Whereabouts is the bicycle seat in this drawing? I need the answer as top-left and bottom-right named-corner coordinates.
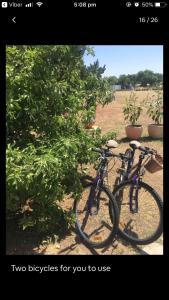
top-left (106, 140), bottom-right (119, 148)
top-left (129, 140), bottom-right (141, 149)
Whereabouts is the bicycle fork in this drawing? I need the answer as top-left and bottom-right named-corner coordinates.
top-left (129, 175), bottom-right (139, 213)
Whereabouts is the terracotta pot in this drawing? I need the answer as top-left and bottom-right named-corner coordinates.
top-left (148, 124), bottom-right (163, 139)
top-left (85, 121), bottom-right (95, 129)
top-left (84, 116), bottom-right (96, 129)
top-left (125, 125), bottom-right (143, 140)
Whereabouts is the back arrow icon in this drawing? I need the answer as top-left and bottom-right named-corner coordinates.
top-left (12, 17), bottom-right (16, 23)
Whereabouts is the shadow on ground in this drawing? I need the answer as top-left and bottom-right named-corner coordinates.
top-left (6, 219), bottom-right (161, 255)
top-left (6, 219), bottom-right (44, 255)
top-left (6, 219), bottom-right (101, 255)
top-left (6, 219), bottom-right (122, 255)
top-left (118, 136), bottom-right (163, 144)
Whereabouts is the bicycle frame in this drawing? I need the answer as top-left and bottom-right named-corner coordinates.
top-left (119, 148), bottom-right (136, 181)
top-left (126, 149), bottom-right (135, 179)
top-left (129, 152), bottom-right (145, 213)
top-left (87, 155), bottom-right (108, 215)
top-left (116, 149), bottom-right (146, 213)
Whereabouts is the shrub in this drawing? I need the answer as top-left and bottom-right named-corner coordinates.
top-left (6, 45), bottom-right (116, 234)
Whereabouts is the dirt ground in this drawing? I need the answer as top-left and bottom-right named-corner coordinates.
top-left (6, 91), bottom-right (163, 255)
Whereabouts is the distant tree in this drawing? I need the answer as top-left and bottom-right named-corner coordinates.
top-left (117, 70), bottom-right (163, 88)
top-left (128, 74), bottom-right (137, 87)
top-left (118, 74), bottom-right (130, 89)
top-left (136, 70), bottom-right (157, 87)
top-left (154, 73), bottom-right (163, 86)
top-left (105, 76), bottom-right (118, 86)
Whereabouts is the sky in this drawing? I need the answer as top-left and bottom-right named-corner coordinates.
top-left (83, 45), bottom-right (163, 77)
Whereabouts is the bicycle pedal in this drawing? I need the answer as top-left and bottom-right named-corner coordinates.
top-left (133, 210), bottom-right (138, 213)
top-left (131, 209), bottom-right (138, 214)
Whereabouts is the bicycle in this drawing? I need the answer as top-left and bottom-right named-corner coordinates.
top-left (112, 142), bottom-right (163, 245)
top-left (73, 146), bottom-right (119, 249)
top-left (113, 140), bottom-right (141, 202)
top-left (113, 141), bottom-right (136, 184)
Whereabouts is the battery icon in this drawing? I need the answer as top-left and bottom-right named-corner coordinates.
top-left (154, 2), bottom-right (167, 7)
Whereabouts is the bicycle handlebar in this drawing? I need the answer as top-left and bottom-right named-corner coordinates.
top-left (91, 145), bottom-right (155, 159)
top-left (91, 147), bottom-right (114, 157)
top-left (91, 148), bottom-right (128, 159)
top-left (138, 146), bottom-right (155, 155)
top-left (91, 147), bottom-right (103, 154)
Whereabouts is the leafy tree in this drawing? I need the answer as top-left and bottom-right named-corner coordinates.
top-left (128, 74), bottom-right (137, 87)
top-left (105, 76), bottom-right (118, 86)
top-left (86, 59), bottom-right (106, 78)
top-left (105, 71), bottom-right (163, 89)
top-left (136, 70), bottom-right (163, 87)
top-left (118, 74), bottom-right (130, 89)
top-left (6, 45), bottom-right (116, 234)
top-left (80, 59), bottom-right (114, 122)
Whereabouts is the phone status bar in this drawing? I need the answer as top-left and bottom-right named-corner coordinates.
top-left (125, 2), bottom-right (167, 8)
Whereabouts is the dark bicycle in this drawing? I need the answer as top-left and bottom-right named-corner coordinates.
top-left (73, 146), bottom-right (119, 249)
top-left (113, 140), bottom-right (137, 186)
top-left (112, 142), bottom-right (163, 245)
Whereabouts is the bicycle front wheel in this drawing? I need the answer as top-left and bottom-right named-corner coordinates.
top-left (74, 183), bottom-right (119, 249)
top-left (113, 181), bottom-right (163, 245)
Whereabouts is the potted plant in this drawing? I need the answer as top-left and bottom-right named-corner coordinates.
top-left (146, 91), bottom-right (163, 138)
top-left (123, 92), bottom-right (143, 140)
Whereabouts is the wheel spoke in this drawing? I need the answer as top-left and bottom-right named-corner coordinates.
top-left (75, 185), bottom-right (118, 248)
top-left (114, 181), bottom-right (163, 244)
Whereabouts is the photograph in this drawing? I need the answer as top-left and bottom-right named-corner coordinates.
top-left (6, 45), bottom-right (163, 255)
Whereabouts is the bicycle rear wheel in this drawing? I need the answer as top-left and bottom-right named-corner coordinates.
top-left (74, 183), bottom-right (119, 248)
top-left (113, 180), bottom-right (163, 245)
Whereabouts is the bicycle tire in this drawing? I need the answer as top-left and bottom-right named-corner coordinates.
top-left (112, 180), bottom-right (163, 245)
top-left (74, 183), bottom-right (119, 249)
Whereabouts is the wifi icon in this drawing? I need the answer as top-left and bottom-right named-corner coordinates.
top-left (36, 2), bottom-right (43, 7)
